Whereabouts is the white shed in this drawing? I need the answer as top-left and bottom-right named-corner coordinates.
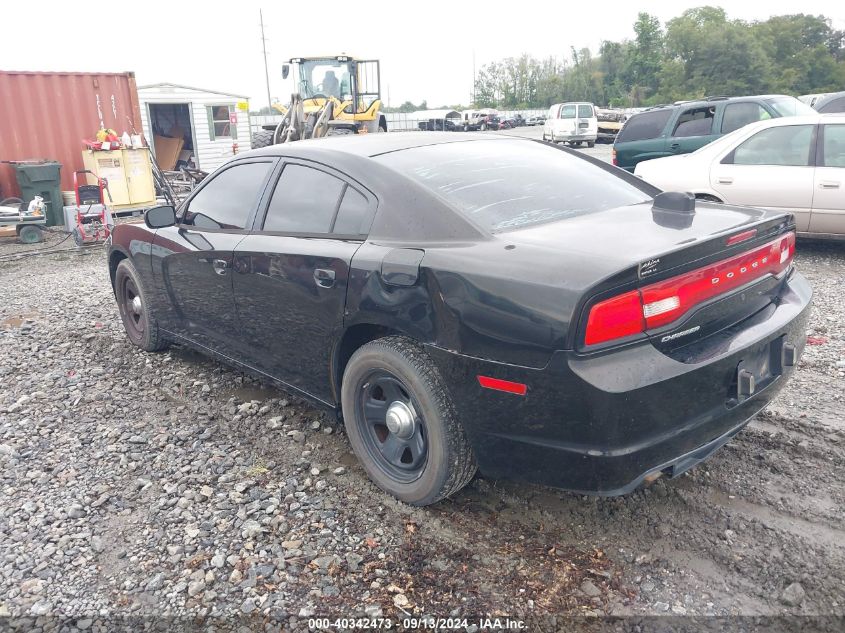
top-left (138, 83), bottom-right (250, 174)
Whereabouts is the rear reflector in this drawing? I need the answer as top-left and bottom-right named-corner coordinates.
top-left (585, 232), bottom-right (795, 346)
top-left (477, 375), bottom-right (528, 396)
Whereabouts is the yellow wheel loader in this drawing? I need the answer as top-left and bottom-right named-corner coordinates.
top-left (252, 56), bottom-right (387, 148)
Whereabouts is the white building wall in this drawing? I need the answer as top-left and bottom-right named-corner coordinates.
top-left (138, 85), bottom-right (251, 173)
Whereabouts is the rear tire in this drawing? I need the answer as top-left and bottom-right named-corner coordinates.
top-left (696, 194), bottom-right (723, 203)
top-left (72, 227), bottom-right (84, 247)
top-left (587, 141), bottom-right (595, 148)
top-left (341, 336), bottom-right (477, 506)
top-left (114, 259), bottom-right (168, 352)
top-left (251, 129), bottom-right (276, 149)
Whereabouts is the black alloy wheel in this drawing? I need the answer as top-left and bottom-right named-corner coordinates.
top-left (356, 370), bottom-right (428, 483)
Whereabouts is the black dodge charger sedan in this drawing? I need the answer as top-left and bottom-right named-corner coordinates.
top-left (108, 133), bottom-right (812, 506)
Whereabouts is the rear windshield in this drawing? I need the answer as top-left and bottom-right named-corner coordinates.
top-left (765, 97), bottom-right (816, 117)
top-left (616, 109), bottom-right (673, 143)
top-left (377, 140), bottom-right (652, 233)
top-left (560, 105), bottom-right (576, 119)
top-left (578, 104), bottom-right (594, 118)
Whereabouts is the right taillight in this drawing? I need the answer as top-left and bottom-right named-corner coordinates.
top-left (584, 232), bottom-right (796, 347)
top-left (612, 148), bottom-right (618, 166)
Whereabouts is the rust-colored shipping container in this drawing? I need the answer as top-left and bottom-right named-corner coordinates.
top-left (0, 70), bottom-right (143, 199)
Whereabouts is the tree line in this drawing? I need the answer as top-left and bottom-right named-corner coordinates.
top-left (472, 7), bottom-right (845, 109)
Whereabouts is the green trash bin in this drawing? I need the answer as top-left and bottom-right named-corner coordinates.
top-left (12, 161), bottom-right (63, 227)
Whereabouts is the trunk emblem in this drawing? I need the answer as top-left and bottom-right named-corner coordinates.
top-left (639, 258), bottom-right (661, 278)
top-left (661, 325), bottom-right (701, 343)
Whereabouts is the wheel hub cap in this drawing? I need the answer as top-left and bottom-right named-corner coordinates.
top-left (131, 296), bottom-right (142, 315)
top-left (385, 401), bottom-right (415, 439)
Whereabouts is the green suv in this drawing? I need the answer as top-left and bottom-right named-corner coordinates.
top-left (613, 95), bottom-right (816, 172)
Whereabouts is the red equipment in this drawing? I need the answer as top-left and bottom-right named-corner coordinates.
top-left (72, 170), bottom-right (113, 246)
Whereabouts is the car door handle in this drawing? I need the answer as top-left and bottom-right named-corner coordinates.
top-left (717, 177), bottom-right (734, 184)
top-left (314, 268), bottom-right (336, 288)
top-left (212, 259), bottom-right (229, 275)
top-left (670, 142), bottom-right (680, 150)
top-left (819, 181), bottom-right (840, 189)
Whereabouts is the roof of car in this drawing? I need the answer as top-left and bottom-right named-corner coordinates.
top-left (642, 95), bottom-right (794, 112)
top-left (814, 90), bottom-right (845, 109)
top-left (243, 132), bottom-right (514, 159)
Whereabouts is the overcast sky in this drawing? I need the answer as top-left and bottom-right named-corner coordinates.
top-left (2, 0), bottom-right (843, 109)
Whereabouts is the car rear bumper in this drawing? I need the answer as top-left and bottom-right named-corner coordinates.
top-left (425, 271), bottom-right (812, 495)
top-left (554, 133), bottom-right (597, 142)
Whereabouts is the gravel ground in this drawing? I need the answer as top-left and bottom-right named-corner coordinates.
top-left (1, 215), bottom-right (843, 630)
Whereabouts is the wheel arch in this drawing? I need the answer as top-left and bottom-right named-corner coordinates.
top-left (108, 248), bottom-right (129, 288)
top-left (331, 323), bottom-right (403, 406)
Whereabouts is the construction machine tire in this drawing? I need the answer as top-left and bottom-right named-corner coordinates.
top-left (251, 129), bottom-right (276, 149)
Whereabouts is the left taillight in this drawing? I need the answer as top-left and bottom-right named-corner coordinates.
top-left (583, 232), bottom-right (795, 347)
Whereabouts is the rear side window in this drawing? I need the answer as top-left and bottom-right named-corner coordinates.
top-left (721, 102), bottom-right (771, 134)
top-left (672, 107), bottom-right (715, 138)
top-left (727, 125), bottom-right (814, 166)
top-left (822, 125), bottom-right (845, 167)
top-left (616, 109), bottom-right (672, 143)
top-left (819, 97), bottom-right (845, 114)
top-left (263, 164), bottom-right (344, 233)
top-left (332, 187), bottom-right (373, 235)
top-left (379, 140), bottom-right (651, 233)
top-left (577, 104), bottom-right (594, 118)
top-left (560, 105), bottom-right (576, 119)
top-left (183, 161), bottom-right (273, 230)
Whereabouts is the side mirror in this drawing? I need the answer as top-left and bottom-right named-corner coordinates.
top-left (282, 64), bottom-right (290, 80)
top-left (145, 205), bottom-right (176, 229)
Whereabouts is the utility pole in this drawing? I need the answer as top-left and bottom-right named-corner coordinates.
top-left (260, 9), bottom-right (272, 110)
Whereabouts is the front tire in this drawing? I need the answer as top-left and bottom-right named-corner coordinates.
top-left (114, 259), bottom-right (168, 352)
top-left (341, 336), bottom-right (477, 506)
top-left (251, 129), bottom-right (276, 149)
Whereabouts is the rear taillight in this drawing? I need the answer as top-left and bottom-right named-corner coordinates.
top-left (612, 148), bottom-right (617, 166)
top-left (584, 232), bottom-right (795, 346)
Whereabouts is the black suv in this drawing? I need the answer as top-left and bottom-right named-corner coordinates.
top-left (613, 95), bottom-right (816, 172)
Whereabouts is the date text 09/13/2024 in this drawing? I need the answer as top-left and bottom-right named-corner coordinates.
top-left (308, 617), bottom-right (526, 630)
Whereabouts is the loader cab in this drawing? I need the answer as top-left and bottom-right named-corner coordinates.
top-left (289, 56), bottom-right (381, 116)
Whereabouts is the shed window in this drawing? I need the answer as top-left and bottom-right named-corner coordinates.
top-left (208, 105), bottom-right (237, 141)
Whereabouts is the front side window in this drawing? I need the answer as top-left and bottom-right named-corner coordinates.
top-left (822, 125), bottom-right (845, 168)
top-left (615, 109), bottom-right (672, 143)
top-left (182, 162), bottom-right (273, 229)
top-left (263, 164), bottom-right (345, 233)
top-left (559, 105), bottom-right (576, 119)
top-left (728, 125), bottom-right (814, 167)
top-left (208, 105), bottom-right (236, 141)
top-left (721, 102), bottom-right (771, 134)
top-left (379, 139), bottom-right (651, 233)
top-left (577, 104), bottom-right (594, 118)
top-left (673, 107), bottom-right (715, 138)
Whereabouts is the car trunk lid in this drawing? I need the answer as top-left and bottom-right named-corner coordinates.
top-left (504, 200), bottom-right (796, 352)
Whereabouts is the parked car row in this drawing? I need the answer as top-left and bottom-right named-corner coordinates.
top-left (612, 95), bottom-right (817, 172)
